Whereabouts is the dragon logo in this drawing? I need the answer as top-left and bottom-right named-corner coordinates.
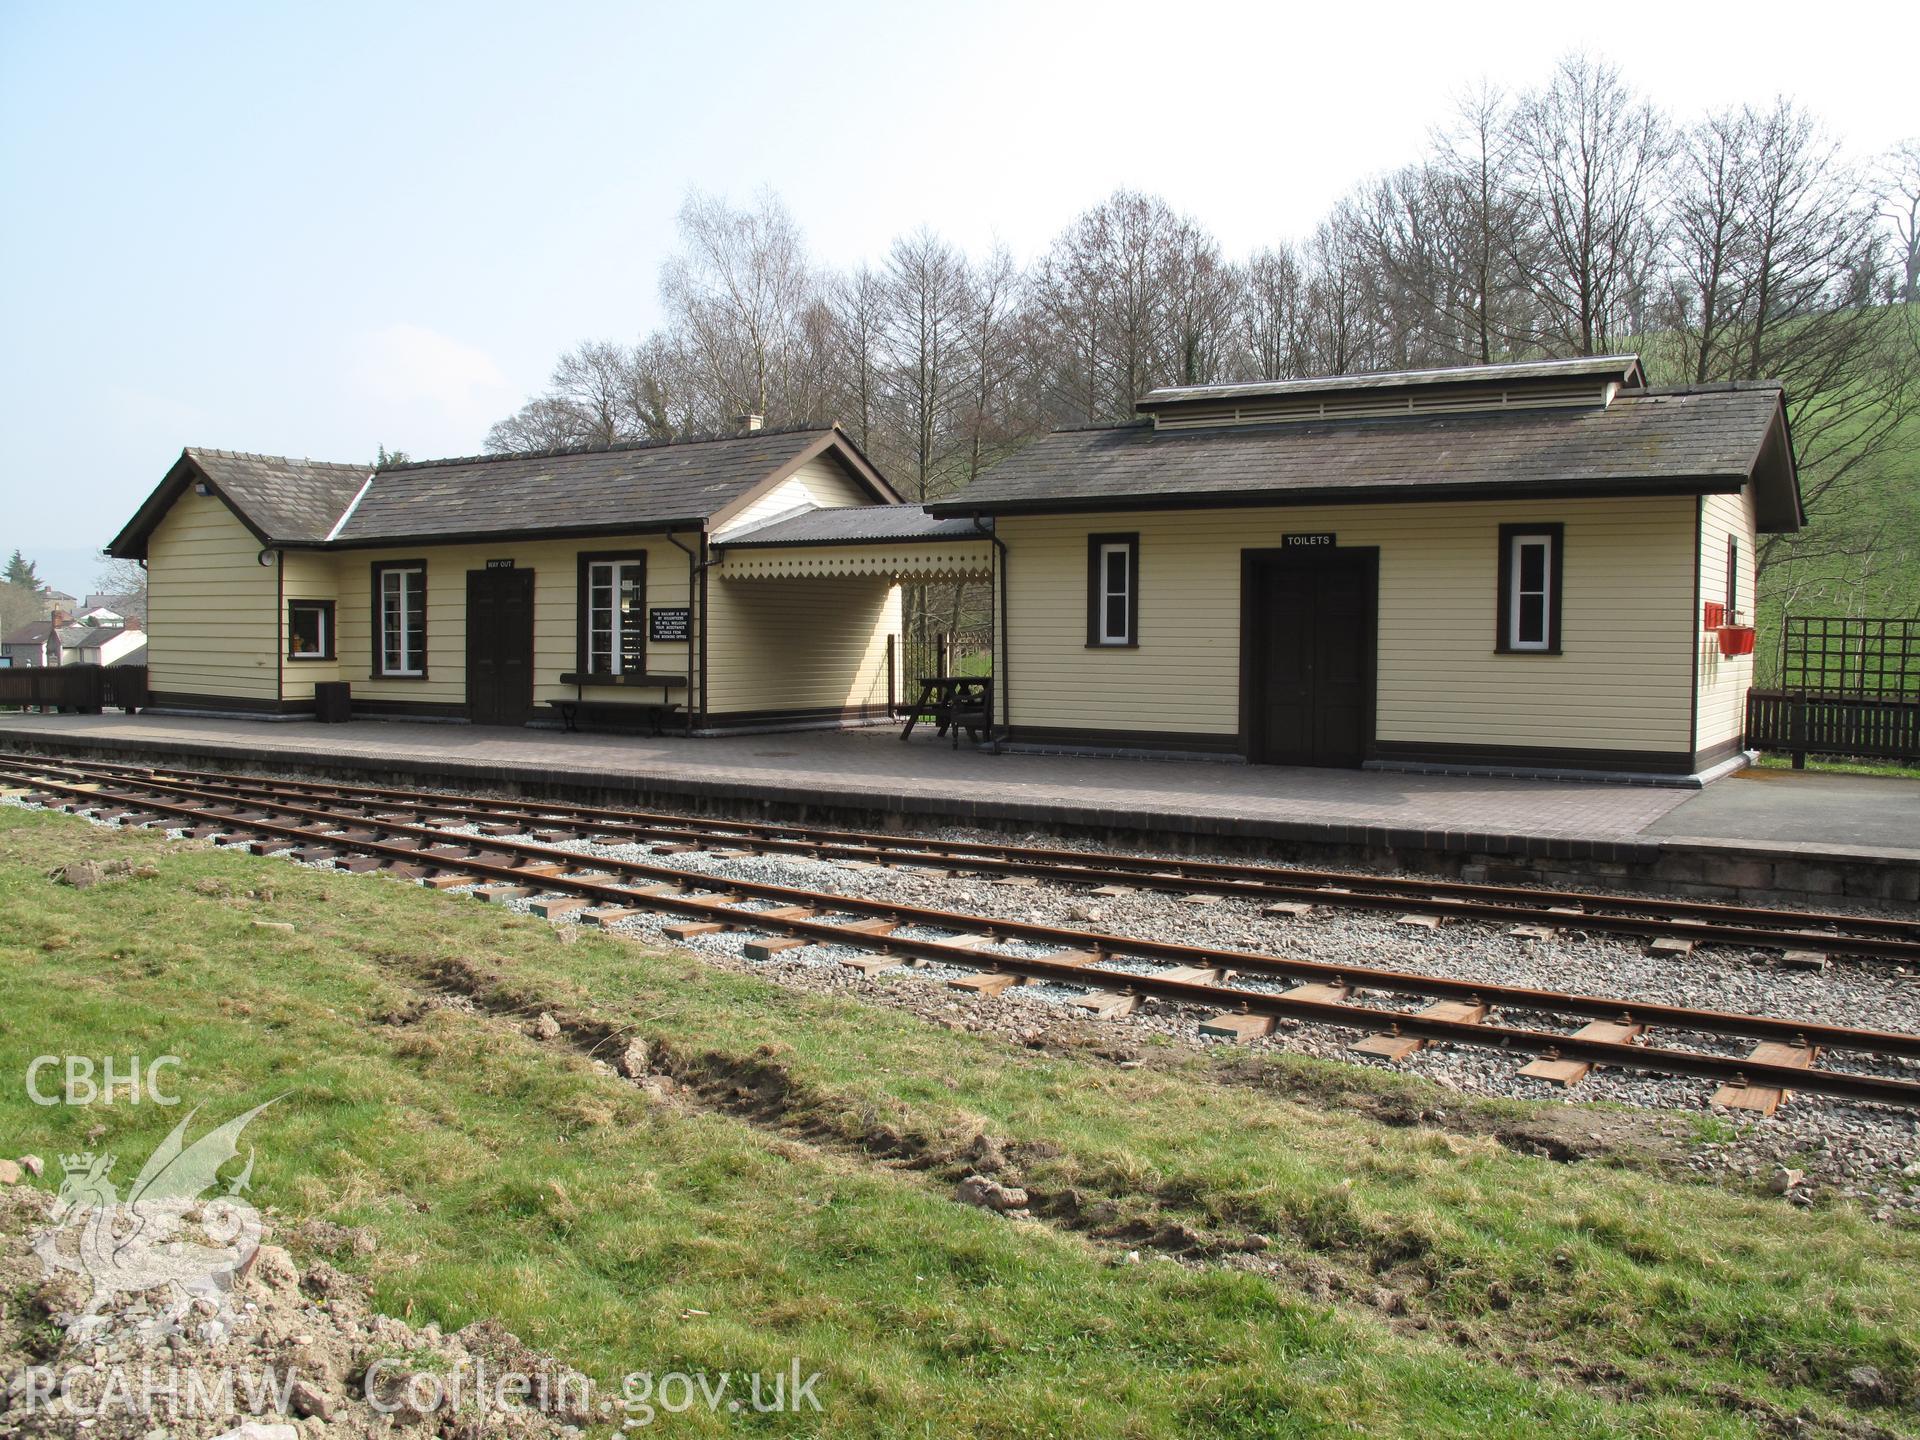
top-left (32, 1098), bottom-right (282, 1326)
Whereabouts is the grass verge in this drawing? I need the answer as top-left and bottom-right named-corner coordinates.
top-left (1, 804), bottom-right (1916, 1438)
top-left (1753, 752), bottom-right (1920, 780)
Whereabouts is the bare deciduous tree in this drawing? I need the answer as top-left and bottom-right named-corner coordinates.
top-left (484, 56), bottom-right (1916, 628)
top-left (1163, 217), bottom-right (1240, 386)
top-left (1875, 139), bottom-right (1920, 303)
top-left (827, 265), bottom-right (888, 451)
top-left (1659, 100), bottom-right (1912, 572)
top-left (90, 557), bottom-right (148, 620)
top-left (660, 189), bottom-right (818, 426)
top-left (1239, 245), bottom-right (1307, 380)
top-left (1510, 55), bottom-right (1671, 354)
top-left (879, 228), bottom-right (974, 502)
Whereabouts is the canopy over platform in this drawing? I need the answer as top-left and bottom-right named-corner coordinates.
top-left (713, 505), bottom-right (994, 581)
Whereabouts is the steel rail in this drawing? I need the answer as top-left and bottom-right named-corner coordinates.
top-left (22, 764), bottom-right (1920, 1089)
top-left (107, 761), bottom-right (1920, 941)
top-left (6, 751), bottom-right (1917, 962)
top-left (19, 769), bottom-right (1920, 1108)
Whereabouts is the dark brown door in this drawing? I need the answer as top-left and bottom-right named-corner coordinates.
top-left (1243, 549), bottom-right (1376, 767)
top-left (466, 568), bottom-right (534, 726)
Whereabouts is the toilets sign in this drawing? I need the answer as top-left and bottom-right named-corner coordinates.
top-left (1283, 532), bottom-right (1337, 549)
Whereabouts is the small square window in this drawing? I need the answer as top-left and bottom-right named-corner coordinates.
top-left (287, 600), bottom-right (334, 660)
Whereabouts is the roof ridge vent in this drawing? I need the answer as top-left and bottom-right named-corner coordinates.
top-left (1139, 356), bottom-right (1643, 430)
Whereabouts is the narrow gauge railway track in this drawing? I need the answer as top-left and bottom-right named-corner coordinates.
top-left (11, 757), bottom-right (1920, 1111)
top-left (3, 751), bottom-right (1917, 965)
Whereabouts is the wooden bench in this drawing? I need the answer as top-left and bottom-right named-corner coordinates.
top-left (553, 672), bottom-right (687, 735)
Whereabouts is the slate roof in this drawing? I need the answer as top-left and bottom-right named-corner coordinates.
top-left (331, 428), bottom-right (886, 545)
top-left (2, 621), bottom-right (53, 646)
top-left (930, 385), bottom-right (1798, 527)
top-left (108, 450), bottom-right (370, 558)
top-left (111, 426), bottom-right (897, 556)
top-left (185, 451), bottom-right (371, 542)
top-left (716, 505), bottom-right (986, 547)
top-left (63, 625), bottom-right (128, 648)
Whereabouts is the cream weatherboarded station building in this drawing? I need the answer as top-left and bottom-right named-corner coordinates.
top-left (105, 426), bottom-right (986, 733)
top-left (107, 354), bottom-right (1800, 781)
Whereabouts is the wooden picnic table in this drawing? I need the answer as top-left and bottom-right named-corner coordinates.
top-left (900, 675), bottom-right (993, 748)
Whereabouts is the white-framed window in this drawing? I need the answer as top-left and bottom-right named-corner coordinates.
top-left (286, 599), bottom-right (334, 660)
top-left (374, 562), bottom-right (426, 676)
top-left (1089, 534), bottom-right (1138, 647)
top-left (586, 557), bottom-right (647, 675)
top-left (1498, 525), bottom-right (1561, 654)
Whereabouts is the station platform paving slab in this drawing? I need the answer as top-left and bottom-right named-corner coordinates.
top-left (1648, 767), bottom-right (1920, 858)
top-left (0, 713), bottom-right (1912, 903)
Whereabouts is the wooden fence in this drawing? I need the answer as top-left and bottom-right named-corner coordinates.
top-left (0, 664), bottom-right (148, 713)
top-left (1745, 689), bottom-right (1920, 768)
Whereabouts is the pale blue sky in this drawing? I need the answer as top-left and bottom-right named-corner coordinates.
top-left (2, 0), bottom-right (1909, 594)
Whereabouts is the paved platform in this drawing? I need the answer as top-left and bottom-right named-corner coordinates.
top-left (0, 713), bottom-right (1913, 901)
top-left (1649, 767), bottom-right (1920, 856)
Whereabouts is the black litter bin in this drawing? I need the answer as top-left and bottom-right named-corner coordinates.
top-left (313, 681), bottom-right (352, 723)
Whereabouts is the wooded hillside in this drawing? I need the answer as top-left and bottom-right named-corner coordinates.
top-left (488, 54), bottom-right (1919, 626)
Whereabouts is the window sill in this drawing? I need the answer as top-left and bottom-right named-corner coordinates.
top-left (373, 672), bottom-right (429, 681)
top-left (1494, 647), bottom-right (1563, 657)
top-left (287, 653), bottom-right (336, 663)
top-left (1085, 642), bottom-right (1139, 651)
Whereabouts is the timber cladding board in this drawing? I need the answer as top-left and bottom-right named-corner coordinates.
top-left (278, 549), bottom-right (340, 700)
top-left (718, 453), bottom-right (874, 534)
top-left (325, 535), bottom-right (693, 709)
top-left (1695, 487), bottom-right (1759, 754)
top-left (1001, 495), bottom-right (1697, 755)
top-left (145, 489), bottom-right (280, 701)
top-left (138, 456), bottom-right (907, 718)
top-left (704, 575), bottom-right (899, 716)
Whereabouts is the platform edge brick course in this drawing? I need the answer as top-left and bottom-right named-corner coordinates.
top-left (1, 714), bottom-right (1912, 910)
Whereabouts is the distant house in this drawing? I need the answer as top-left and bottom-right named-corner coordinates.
top-left (75, 605), bottom-right (124, 626)
top-left (1, 613), bottom-right (146, 668)
top-left (2, 619), bottom-right (63, 668)
top-left (84, 591), bottom-right (147, 625)
top-left (62, 623), bottom-right (146, 668)
top-left (39, 590), bottom-right (77, 619)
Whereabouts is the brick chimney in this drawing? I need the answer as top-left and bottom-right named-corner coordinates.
top-left (736, 413), bottom-right (764, 434)
top-left (123, 615), bottom-right (141, 631)
top-left (50, 609), bottom-right (70, 627)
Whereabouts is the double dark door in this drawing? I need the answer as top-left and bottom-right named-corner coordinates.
top-left (1243, 548), bottom-right (1376, 767)
top-left (467, 568), bottom-right (534, 727)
